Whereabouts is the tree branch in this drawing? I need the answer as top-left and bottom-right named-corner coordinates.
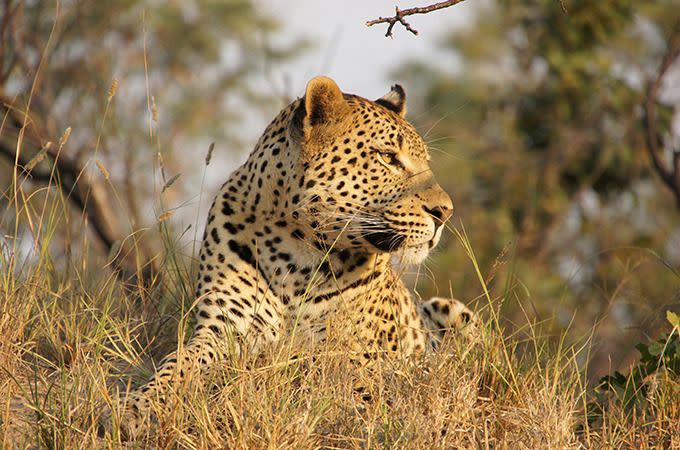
top-left (0, 97), bottom-right (157, 285)
top-left (642, 22), bottom-right (680, 209)
top-left (366, 0), bottom-right (468, 38)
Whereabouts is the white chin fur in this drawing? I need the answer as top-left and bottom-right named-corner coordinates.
top-left (393, 243), bottom-right (430, 265)
top-left (396, 224), bottom-right (443, 265)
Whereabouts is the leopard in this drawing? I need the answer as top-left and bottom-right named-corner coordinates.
top-left (114, 76), bottom-right (478, 439)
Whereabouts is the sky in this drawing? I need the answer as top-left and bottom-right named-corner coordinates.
top-left (263, 0), bottom-right (476, 100)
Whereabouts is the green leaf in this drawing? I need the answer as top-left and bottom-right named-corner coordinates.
top-left (667, 311), bottom-right (680, 329)
top-left (636, 342), bottom-right (652, 361)
top-left (647, 341), bottom-right (664, 358)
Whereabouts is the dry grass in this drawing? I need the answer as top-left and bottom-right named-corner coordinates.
top-left (1, 182), bottom-right (678, 450)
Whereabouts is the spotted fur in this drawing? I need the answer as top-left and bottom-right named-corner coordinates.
top-left (116, 77), bottom-right (477, 439)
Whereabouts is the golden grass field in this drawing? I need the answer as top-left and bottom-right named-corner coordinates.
top-left (1, 181), bottom-right (678, 449)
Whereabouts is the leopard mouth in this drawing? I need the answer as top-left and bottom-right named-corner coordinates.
top-left (363, 227), bottom-right (406, 252)
top-left (364, 224), bottom-right (442, 253)
top-left (365, 227), bottom-right (437, 264)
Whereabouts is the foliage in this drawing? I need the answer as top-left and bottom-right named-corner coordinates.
top-left (2, 0), bottom-right (297, 146)
top-left (583, 311), bottom-right (680, 446)
top-left (0, 0), bottom-right (304, 275)
top-left (402, 0), bottom-right (680, 379)
top-left (594, 311), bottom-right (680, 413)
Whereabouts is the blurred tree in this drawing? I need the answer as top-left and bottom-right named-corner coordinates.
top-left (0, 0), bottom-right (303, 283)
top-left (402, 0), bottom-right (680, 378)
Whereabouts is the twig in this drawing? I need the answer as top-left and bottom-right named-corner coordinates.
top-left (642, 22), bottom-right (680, 209)
top-left (559, 0), bottom-right (568, 14)
top-left (366, 0), bottom-right (468, 38)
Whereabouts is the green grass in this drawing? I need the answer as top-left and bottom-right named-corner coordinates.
top-left (1, 150), bottom-right (678, 449)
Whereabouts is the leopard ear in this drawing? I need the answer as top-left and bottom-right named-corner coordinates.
top-left (304, 76), bottom-right (347, 128)
top-left (375, 84), bottom-right (406, 117)
top-left (292, 76), bottom-right (351, 151)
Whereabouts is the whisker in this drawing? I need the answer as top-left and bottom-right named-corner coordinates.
top-left (422, 112), bottom-right (452, 139)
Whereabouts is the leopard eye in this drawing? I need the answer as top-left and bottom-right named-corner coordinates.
top-left (375, 150), bottom-right (403, 169)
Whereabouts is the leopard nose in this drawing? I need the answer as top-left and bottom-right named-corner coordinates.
top-left (423, 204), bottom-right (453, 224)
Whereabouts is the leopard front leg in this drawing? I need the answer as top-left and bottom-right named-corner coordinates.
top-left (113, 259), bottom-right (283, 440)
top-left (114, 329), bottom-right (227, 440)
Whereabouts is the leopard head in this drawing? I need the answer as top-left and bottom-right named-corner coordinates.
top-left (289, 76), bottom-right (453, 264)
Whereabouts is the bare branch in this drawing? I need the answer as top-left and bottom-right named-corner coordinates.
top-left (366, 0), bottom-right (468, 38)
top-left (0, 96), bottom-right (157, 285)
top-left (642, 22), bottom-right (680, 209)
